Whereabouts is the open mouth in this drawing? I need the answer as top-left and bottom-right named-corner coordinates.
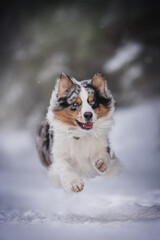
top-left (75, 120), bottom-right (93, 130)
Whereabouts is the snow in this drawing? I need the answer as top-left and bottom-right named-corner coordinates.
top-left (0, 99), bottom-right (160, 240)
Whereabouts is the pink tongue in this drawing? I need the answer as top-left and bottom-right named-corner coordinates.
top-left (84, 122), bottom-right (93, 129)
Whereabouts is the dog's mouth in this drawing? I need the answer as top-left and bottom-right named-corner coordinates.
top-left (75, 120), bottom-right (93, 130)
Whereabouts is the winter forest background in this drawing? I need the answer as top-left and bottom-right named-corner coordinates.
top-left (0, 1), bottom-right (160, 239)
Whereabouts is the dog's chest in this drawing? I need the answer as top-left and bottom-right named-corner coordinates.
top-left (61, 134), bottom-right (107, 176)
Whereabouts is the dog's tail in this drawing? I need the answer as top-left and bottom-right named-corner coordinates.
top-left (36, 120), bottom-right (53, 168)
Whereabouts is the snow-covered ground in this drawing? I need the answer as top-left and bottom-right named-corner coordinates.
top-left (0, 99), bottom-right (160, 240)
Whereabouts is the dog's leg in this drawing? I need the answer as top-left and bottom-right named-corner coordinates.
top-left (60, 167), bottom-right (84, 193)
top-left (48, 160), bottom-right (84, 193)
top-left (92, 150), bottom-right (110, 174)
top-left (95, 158), bottom-right (107, 172)
top-left (94, 154), bottom-right (122, 177)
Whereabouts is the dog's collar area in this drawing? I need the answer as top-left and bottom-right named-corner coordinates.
top-left (73, 136), bottom-right (80, 140)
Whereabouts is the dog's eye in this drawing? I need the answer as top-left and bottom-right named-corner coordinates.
top-left (89, 100), bottom-right (95, 106)
top-left (70, 102), bottom-right (80, 111)
top-left (72, 102), bottom-right (79, 107)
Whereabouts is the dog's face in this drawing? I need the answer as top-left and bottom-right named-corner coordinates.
top-left (52, 72), bottom-right (114, 130)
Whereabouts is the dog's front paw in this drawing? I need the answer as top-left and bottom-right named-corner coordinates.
top-left (71, 178), bottom-right (84, 192)
top-left (95, 159), bottom-right (107, 172)
top-left (61, 174), bottom-right (84, 193)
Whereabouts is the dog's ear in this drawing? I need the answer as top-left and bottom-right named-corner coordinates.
top-left (91, 72), bottom-right (106, 95)
top-left (58, 73), bottom-right (73, 98)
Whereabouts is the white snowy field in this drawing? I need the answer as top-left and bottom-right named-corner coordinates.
top-left (0, 98), bottom-right (160, 240)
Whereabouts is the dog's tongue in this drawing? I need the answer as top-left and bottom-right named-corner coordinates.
top-left (84, 122), bottom-right (93, 129)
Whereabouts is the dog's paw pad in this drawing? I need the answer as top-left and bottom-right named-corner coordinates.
top-left (71, 179), bottom-right (84, 192)
top-left (95, 159), bottom-right (107, 172)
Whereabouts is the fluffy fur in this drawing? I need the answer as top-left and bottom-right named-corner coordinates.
top-left (36, 72), bottom-right (121, 192)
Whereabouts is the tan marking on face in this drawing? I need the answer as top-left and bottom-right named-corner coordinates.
top-left (74, 97), bottom-right (82, 104)
top-left (53, 108), bottom-right (83, 127)
top-left (88, 95), bottom-right (94, 103)
top-left (94, 104), bottom-right (110, 119)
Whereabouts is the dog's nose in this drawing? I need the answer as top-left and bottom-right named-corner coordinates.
top-left (84, 112), bottom-right (93, 121)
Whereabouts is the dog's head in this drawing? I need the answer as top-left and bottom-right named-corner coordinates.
top-left (49, 72), bottom-right (114, 131)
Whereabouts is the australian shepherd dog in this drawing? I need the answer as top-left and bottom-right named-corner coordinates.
top-left (36, 72), bottom-right (121, 192)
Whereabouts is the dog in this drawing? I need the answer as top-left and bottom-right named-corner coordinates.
top-left (36, 72), bottom-right (121, 192)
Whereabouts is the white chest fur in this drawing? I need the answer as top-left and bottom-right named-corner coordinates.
top-left (52, 119), bottom-right (112, 178)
